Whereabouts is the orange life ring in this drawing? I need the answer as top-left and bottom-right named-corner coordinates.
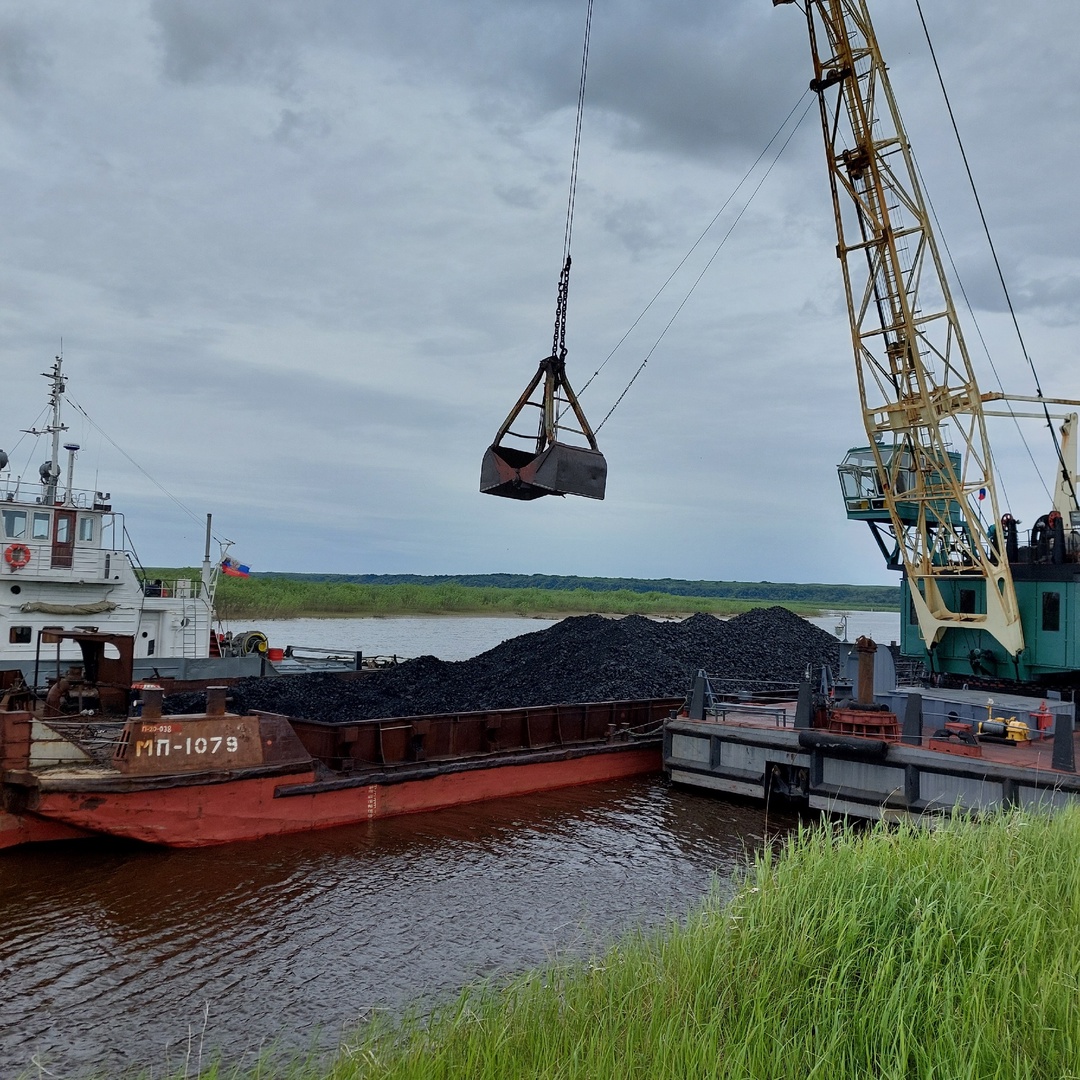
top-left (4, 543), bottom-right (31, 569)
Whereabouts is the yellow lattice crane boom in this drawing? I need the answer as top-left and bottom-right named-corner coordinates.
top-left (777, 0), bottom-right (1024, 664)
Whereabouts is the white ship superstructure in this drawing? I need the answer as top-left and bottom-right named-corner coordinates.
top-left (1, 358), bottom-right (218, 678)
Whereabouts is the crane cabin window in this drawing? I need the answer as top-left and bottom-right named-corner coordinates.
top-left (1042, 591), bottom-right (1061, 633)
top-left (31, 512), bottom-right (50, 540)
top-left (3, 509), bottom-right (27, 539)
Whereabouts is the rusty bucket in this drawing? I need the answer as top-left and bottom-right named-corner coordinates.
top-left (480, 354), bottom-right (607, 501)
top-left (480, 441), bottom-right (607, 501)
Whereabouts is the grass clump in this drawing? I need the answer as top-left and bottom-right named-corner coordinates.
top-left (324, 810), bottom-right (1080, 1080)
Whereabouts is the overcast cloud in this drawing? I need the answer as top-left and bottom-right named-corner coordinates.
top-left (1, 0), bottom-right (1077, 586)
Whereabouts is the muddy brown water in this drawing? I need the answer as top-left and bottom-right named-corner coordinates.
top-left (0, 777), bottom-right (797, 1078)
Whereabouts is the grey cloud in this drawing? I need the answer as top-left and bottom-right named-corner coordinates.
top-left (583, 24), bottom-right (806, 159)
top-left (273, 108), bottom-right (330, 146)
top-left (600, 198), bottom-right (664, 257)
top-left (495, 184), bottom-right (544, 211)
top-left (150, 0), bottom-right (302, 90)
top-left (0, 19), bottom-right (49, 92)
top-left (945, 252), bottom-right (1080, 328)
top-left (1017, 274), bottom-right (1080, 327)
top-left (2, 0), bottom-right (1075, 583)
top-left (147, 0), bottom-right (806, 163)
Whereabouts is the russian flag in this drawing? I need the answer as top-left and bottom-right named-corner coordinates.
top-left (221, 557), bottom-right (251, 578)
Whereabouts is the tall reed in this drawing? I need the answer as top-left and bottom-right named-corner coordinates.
top-left (328, 810), bottom-right (1080, 1079)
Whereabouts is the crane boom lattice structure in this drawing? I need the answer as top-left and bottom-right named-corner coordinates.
top-left (786, 0), bottom-right (1024, 665)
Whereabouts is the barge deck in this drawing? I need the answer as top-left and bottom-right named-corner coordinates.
top-left (664, 683), bottom-right (1080, 820)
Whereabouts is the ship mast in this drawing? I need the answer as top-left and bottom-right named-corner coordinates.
top-left (25, 355), bottom-right (69, 505)
top-left (781, 0), bottom-right (1024, 662)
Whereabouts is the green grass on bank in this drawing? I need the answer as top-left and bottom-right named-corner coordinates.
top-left (152, 570), bottom-right (893, 619)
top-left (163, 809), bottom-right (1080, 1080)
top-left (212, 578), bottom-right (827, 620)
top-left (333, 810), bottom-right (1080, 1080)
top-left (252, 573), bottom-right (901, 610)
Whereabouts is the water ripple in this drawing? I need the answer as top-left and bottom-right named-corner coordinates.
top-left (0, 776), bottom-right (794, 1076)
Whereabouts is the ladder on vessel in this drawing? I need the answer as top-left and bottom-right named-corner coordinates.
top-left (180, 592), bottom-right (200, 658)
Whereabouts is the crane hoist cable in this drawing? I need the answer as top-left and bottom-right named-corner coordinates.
top-left (572, 91), bottom-right (812, 407)
top-left (913, 0), bottom-right (1078, 511)
top-left (915, 159), bottom-right (1038, 511)
top-left (480, 0), bottom-right (607, 502)
top-left (591, 93), bottom-right (815, 434)
top-left (552, 0), bottom-right (593, 364)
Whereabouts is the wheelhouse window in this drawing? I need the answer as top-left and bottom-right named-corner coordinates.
top-left (2, 509), bottom-right (27, 539)
top-left (77, 516), bottom-right (94, 542)
top-left (9, 626), bottom-right (31, 644)
top-left (1042, 591), bottom-right (1061, 633)
top-left (31, 512), bottom-right (50, 539)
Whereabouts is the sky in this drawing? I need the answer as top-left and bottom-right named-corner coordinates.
top-left (0, 0), bottom-right (1077, 585)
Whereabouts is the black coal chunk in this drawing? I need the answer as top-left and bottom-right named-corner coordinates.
top-left (164, 607), bottom-right (838, 723)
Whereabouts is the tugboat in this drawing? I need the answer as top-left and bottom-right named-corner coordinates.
top-left (0, 356), bottom-right (249, 685)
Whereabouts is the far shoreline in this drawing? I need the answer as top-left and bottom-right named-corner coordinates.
top-left (150, 569), bottom-right (900, 623)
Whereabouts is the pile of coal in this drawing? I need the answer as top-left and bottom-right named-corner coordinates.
top-left (165, 606), bottom-right (837, 724)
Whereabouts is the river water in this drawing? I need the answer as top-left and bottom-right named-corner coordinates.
top-left (1, 780), bottom-right (796, 1078)
top-left (241, 609), bottom-right (902, 662)
top-left (0, 610), bottom-right (891, 1077)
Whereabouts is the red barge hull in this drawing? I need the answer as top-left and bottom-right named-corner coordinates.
top-left (15, 745), bottom-right (659, 848)
top-left (1, 696), bottom-right (678, 849)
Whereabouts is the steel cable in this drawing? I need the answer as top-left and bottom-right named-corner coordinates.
top-left (551, 0), bottom-right (595, 363)
top-left (594, 94), bottom-right (816, 433)
top-left (913, 0), bottom-right (1077, 510)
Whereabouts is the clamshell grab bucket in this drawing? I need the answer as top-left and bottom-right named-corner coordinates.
top-left (480, 355), bottom-right (607, 501)
top-left (480, 441), bottom-right (607, 501)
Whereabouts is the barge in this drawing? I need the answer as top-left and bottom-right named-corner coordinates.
top-left (0, 633), bottom-right (676, 848)
top-left (665, 642), bottom-right (1079, 821)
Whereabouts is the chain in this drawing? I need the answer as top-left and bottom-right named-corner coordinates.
top-left (551, 256), bottom-right (571, 363)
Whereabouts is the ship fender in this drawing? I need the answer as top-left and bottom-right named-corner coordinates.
top-left (798, 730), bottom-right (890, 761)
